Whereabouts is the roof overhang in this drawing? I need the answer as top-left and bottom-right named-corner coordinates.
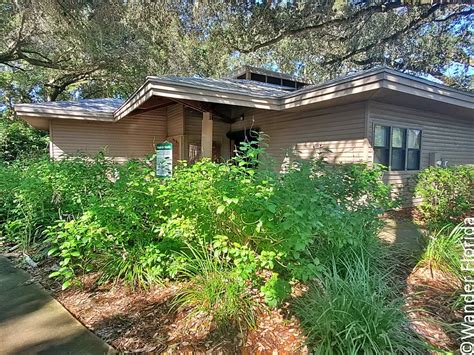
top-left (14, 68), bottom-right (474, 127)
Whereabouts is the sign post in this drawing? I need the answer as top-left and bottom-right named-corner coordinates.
top-left (156, 141), bottom-right (173, 178)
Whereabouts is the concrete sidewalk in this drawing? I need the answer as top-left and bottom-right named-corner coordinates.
top-left (0, 256), bottom-right (113, 355)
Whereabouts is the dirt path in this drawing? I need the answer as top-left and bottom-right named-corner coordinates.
top-left (380, 218), bottom-right (462, 351)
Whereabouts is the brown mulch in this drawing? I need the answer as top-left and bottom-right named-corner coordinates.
top-left (404, 266), bottom-right (462, 351)
top-left (2, 247), bottom-right (307, 354)
top-left (1, 220), bottom-right (465, 354)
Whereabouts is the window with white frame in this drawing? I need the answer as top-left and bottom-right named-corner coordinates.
top-left (373, 125), bottom-right (421, 171)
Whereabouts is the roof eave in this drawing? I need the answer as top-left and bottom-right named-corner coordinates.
top-left (14, 68), bottom-right (474, 124)
top-left (113, 78), bottom-right (282, 121)
top-left (15, 107), bottom-right (115, 121)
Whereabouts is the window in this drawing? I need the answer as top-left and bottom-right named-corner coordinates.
top-left (374, 125), bottom-right (390, 167)
top-left (373, 125), bottom-right (421, 171)
top-left (406, 129), bottom-right (421, 170)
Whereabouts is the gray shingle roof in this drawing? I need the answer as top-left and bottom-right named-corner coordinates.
top-left (148, 76), bottom-right (291, 98)
top-left (16, 98), bottom-right (123, 113)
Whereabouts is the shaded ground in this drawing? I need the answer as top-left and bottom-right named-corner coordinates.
top-left (0, 256), bottom-right (112, 355)
top-left (380, 217), bottom-right (462, 351)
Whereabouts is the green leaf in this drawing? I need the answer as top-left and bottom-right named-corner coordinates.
top-left (216, 205), bottom-right (225, 214)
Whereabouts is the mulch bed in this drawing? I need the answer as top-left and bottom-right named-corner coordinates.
top-left (1, 230), bottom-right (463, 353)
top-left (1, 246), bottom-right (307, 354)
top-left (405, 266), bottom-right (462, 351)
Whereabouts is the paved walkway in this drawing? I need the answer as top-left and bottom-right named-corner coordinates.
top-left (0, 256), bottom-right (113, 355)
top-left (379, 218), bottom-right (425, 259)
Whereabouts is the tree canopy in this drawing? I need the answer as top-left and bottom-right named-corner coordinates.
top-left (1, 0), bottom-right (472, 112)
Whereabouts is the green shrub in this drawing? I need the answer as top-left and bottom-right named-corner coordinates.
top-left (162, 154), bottom-right (393, 287)
top-left (260, 273), bottom-right (291, 308)
top-left (0, 119), bottom-right (48, 162)
top-left (417, 223), bottom-right (465, 279)
top-left (293, 246), bottom-right (424, 354)
top-left (2, 133), bottom-right (394, 300)
top-left (0, 155), bottom-right (115, 249)
top-left (415, 166), bottom-right (473, 228)
top-left (46, 160), bottom-right (184, 288)
top-left (172, 245), bottom-right (258, 332)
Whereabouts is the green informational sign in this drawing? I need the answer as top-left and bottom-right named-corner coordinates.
top-left (156, 141), bottom-right (173, 178)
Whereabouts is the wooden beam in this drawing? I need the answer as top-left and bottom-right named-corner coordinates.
top-left (173, 98), bottom-right (212, 113)
top-left (128, 101), bottom-right (175, 116)
top-left (173, 98), bottom-right (232, 123)
top-left (201, 112), bottom-right (213, 159)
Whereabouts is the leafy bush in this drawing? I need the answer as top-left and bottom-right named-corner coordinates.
top-left (0, 133), bottom-right (405, 344)
top-left (1, 133), bottom-right (394, 303)
top-left (417, 223), bottom-right (465, 279)
top-left (260, 273), bottom-right (291, 308)
top-left (0, 119), bottom-right (48, 162)
top-left (415, 166), bottom-right (473, 228)
top-left (0, 155), bottom-right (115, 249)
top-left (294, 246), bottom-right (424, 354)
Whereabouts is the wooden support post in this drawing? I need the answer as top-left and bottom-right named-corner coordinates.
top-left (201, 112), bottom-right (213, 159)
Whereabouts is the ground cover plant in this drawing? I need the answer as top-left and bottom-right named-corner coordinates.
top-left (293, 244), bottom-right (425, 354)
top-left (1, 134), bottom-right (425, 351)
top-left (417, 223), bottom-right (465, 280)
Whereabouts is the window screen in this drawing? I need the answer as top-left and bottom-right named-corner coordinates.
top-left (406, 129), bottom-right (421, 170)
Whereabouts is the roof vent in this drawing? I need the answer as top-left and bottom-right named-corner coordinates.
top-left (229, 65), bottom-right (308, 90)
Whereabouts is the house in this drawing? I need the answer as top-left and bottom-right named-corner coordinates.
top-left (15, 66), bottom-right (474, 204)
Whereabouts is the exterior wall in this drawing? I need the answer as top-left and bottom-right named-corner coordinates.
top-left (50, 107), bottom-right (167, 161)
top-left (366, 101), bottom-right (474, 204)
top-left (166, 103), bottom-right (185, 163)
top-left (47, 96), bottom-right (473, 208)
top-left (167, 103), bottom-right (184, 136)
top-left (230, 102), bottom-right (368, 169)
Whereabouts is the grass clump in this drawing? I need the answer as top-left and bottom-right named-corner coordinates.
top-left (294, 246), bottom-right (424, 354)
top-left (417, 223), bottom-right (465, 279)
top-left (172, 246), bottom-right (258, 332)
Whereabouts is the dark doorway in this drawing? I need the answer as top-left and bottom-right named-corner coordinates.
top-left (227, 129), bottom-right (260, 156)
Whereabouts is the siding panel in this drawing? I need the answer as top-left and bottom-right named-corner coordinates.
top-left (51, 107), bottom-right (167, 161)
top-left (367, 101), bottom-right (474, 204)
top-left (231, 102), bottom-right (367, 167)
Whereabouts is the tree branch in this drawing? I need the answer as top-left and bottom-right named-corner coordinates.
top-left (321, 4), bottom-right (444, 66)
top-left (236, 2), bottom-right (429, 54)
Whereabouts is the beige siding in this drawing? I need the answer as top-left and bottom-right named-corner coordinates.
top-left (51, 107), bottom-right (167, 161)
top-left (366, 101), bottom-right (474, 204)
top-left (231, 102), bottom-right (368, 168)
top-left (167, 104), bottom-right (184, 137)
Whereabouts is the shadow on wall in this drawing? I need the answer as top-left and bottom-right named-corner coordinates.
top-left (279, 139), bottom-right (366, 171)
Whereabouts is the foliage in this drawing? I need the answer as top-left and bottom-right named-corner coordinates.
top-left (172, 245), bottom-right (258, 332)
top-left (417, 223), bottom-right (465, 280)
top-left (415, 166), bottom-right (473, 228)
top-left (260, 273), bottom-right (291, 308)
top-left (293, 246), bottom-right (424, 354)
top-left (0, 1), bottom-right (471, 111)
top-left (1, 135), bottom-right (393, 301)
top-left (0, 134), bottom-right (406, 342)
top-left (0, 118), bottom-right (48, 162)
top-left (0, 155), bottom-right (115, 250)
